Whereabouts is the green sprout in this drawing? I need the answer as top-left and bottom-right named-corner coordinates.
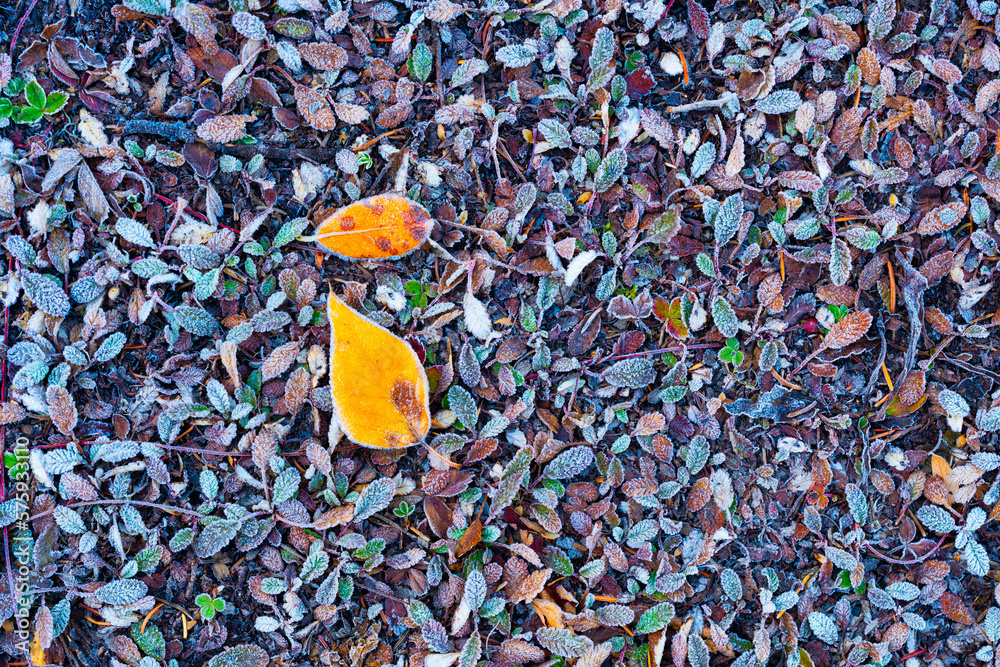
top-left (393, 500), bottom-right (416, 519)
top-left (718, 338), bottom-right (743, 365)
top-left (828, 304), bottom-right (849, 322)
top-left (357, 151), bottom-right (373, 168)
top-left (404, 280), bottom-right (435, 309)
top-left (195, 593), bottom-right (226, 620)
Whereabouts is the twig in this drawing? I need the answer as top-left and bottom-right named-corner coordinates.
top-left (664, 93), bottom-right (738, 114)
top-left (864, 534), bottom-right (947, 565)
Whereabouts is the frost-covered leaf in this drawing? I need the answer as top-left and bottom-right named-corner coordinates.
top-left (594, 149), bottom-right (627, 193)
top-left (545, 446), bottom-right (594, 479)
top-left (54, 505), bottom-right (87, 534)
top-left (197, 115), bottom-right (253, 143)
top-left (536, 628), bottom-right (593, 658)
top-left (690, 142), bottom-right (716, 179)
top-left (939, 389), bottom-right (970, 417)
top-left (828, 237), bottom-right (851, 286)
top-left (195, 519), bottom-right (240, 558)
top-left (711, 297), bottom-right (739, 338)
top-left (23, 272), bottom-right (70, 317)
top-left (207, 645), bottom-right (268, 667)
top-left (451, 58), bottom-right (488, 87)
top-left (808, 611), bottom-right (839, 644)
top-left (409, 43), bottom-right (432, 82)
top-left (96, 579), bottom-right (148, 606)
top-left (603, 358), bottom-right (655, 388)
top-left (93, 333), bottom-right (126, 363)
top-left (116, 218), bottom-right (156, 248)
top-left (756, 90), bottom-right (802, 114)
top-left (824, 310), bottom-right (871, 349)
top-left (496, 44), bottom-right (538, 68)
top-left (272, 467), bottom-right (301, 504)
top-left (448, 385), bottom-right (479, 429)
top-left (916, 505), bottom-right (956, 533)
top-left (353, 478), bottom-right (395, 522)
top-left (635, 601), bottom-right (674, 633)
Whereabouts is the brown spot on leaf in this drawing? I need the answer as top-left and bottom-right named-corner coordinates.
top-left (402, 205), bottom-right (432, 241)
top-left (375, 236), bottom-right (392, 251)
top-left (340, 215), bottom-right (355, 231)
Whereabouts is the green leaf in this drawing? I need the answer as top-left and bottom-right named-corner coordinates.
top-left (274, 217), bottom-right (311, 248)
top-left (711, 297), bottom-right (739, 338)
top-left (409, 43), bottom-right (433, 82)
top-left (636, 602), bottom-right (675, 634)
top-left (3, 78), bottom-right (25, 96)
top-left (131, 621), bottom-right (166, 660)
top-left (15, 105), bottom-right (42, 124)
top-left (447, 385), bottom-right (479, 429)
top-left (594, 148), bottom-right (627, 193)
top-left (42, 92), bottom-right (68, 115)
top-left (25, 81), bottom-right (46, 110)
top-left (174, 306), bottom-right (218, 336)
top-left (0, 99), bottom-right (12, 119)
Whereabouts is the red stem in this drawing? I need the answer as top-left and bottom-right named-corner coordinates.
top-left (8, 0), bottom-right (41, 62)
top-left (153, 194), bottom-right (239, 234)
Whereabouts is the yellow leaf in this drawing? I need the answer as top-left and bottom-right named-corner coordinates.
top-left (931, 454), bottom-right (952, 484)
top-left (30, 634), bottom-right (45, 666)
top-left (531, 598), bottom-right (565, 628)
top-left (328, 293), bottom-right (430, 448)
top-left (313, 193), bottom-right (433, 260)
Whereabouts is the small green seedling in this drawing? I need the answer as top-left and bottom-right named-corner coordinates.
top-left (195, 593), bottom-right (226, 620)
top-left (0, 78), bottom-right (69, 124)
top-left (828, 304), bottom-right (849, 322)
top-left (393, 500), bottom-right (416, 519)
top-left (718, 338), bottom-right (743, 365)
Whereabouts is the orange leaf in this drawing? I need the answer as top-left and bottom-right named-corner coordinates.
top-left (931, 454), bottom-right (952, 484)
top-left (328, 293), bottom-right (430, 448)
top-left (313, 194), bottom-right (434, 260)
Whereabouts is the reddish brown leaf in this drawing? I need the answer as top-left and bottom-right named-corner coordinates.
top-left (823, 310), bottom-right (872, 349)
top-left (939, 592), bottom-right (974, 624)
top-left (196, 114), bottom-right (252, 143)
top-left (294, 85), bottom-right (338, 130)
top-left (687, 0), bottom-right (710, 38)
top-left (687, 477), bottom-right (713, 512)
top-left (299, 43), bottom-right (348, 71)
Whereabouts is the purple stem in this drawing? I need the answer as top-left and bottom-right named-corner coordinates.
top-left (864, 534), bottom-right (947, 565)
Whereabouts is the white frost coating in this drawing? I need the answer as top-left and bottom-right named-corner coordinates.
top-left (565, 250), bottom-right (598, 287)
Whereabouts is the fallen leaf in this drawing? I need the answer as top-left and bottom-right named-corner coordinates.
top-left (328, 293), bottom-right (430, 448)
top-left (312, 193), bottom-right (434, 259)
